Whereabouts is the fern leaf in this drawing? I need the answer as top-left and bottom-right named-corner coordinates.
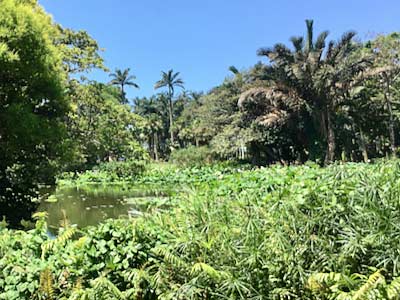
top-left (152, 246), bottom-right (188, 269)
top-left (41, 227), bottom-right (77, 259)
top-left (190, 262), bottom-right (221, 280)
top-left (352, 269), bottom-right (384, 300)
top-left (307, 272), bottom-right (345, 291)
top-left (39, 267), bottom-right (54, 300)
top-left (91, 276), bottom-right (126, 300)
top-left (386, 276), bottom-right (400, 300)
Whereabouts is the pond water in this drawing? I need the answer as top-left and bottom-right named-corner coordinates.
top-left (38, 184), bottom-right (172, 231)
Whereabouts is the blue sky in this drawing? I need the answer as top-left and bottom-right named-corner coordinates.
top-left (39, 0), bottom-right (400, 99)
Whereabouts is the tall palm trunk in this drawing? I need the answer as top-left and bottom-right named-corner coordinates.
top-left (153, 132), bottom-right (159, 161)
top-left (121, 84), bottom-right (125, 103)
top-left (352, 123), bottom-right (369, 163)
top-left (325, 107), bottom-right (336, 164)
top-left (168, 88), bottom-right (175, 145)
top-left (384, 76), bottom-right (396, 157)
top-left (148, 136), bottom-right (154, 159)
top-left (359, 128), bottom-right (369, 163)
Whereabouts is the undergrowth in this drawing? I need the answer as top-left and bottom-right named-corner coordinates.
top-left (2, 160), bottom-right (400, 299)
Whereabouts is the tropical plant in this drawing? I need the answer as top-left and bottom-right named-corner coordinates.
top-left (308, 269), bottom-right (400, 299)
top-left (4, 160), bottom-right (400, 299)
top-left (367, 33), bottom-right (400, 157)
top-left (241, 19), bottom-right (373, 163)
top-left (154, 69), bottom-right (185, 146)
top-left (109, 68), bottom-right (139, 103)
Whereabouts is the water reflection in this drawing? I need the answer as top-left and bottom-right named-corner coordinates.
top-left (38, 184), bottom-right (171, 231)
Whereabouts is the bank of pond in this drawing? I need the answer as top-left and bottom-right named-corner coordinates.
top-left (1, 161), bottom-right (400, 299)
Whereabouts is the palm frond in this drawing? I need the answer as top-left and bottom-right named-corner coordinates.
top-left (290, 36), bottom-right (304, 53)
top-left (229, 65), bottom-right (240, 75)
top-left (315, 30), bottom-right (329, 50)
top-left (305, 19), bottom-right (314, 52)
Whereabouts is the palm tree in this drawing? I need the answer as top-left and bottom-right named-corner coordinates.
top-left (109, 68), bottom-right (139, 104)
top-left (134, 96), bottom-right (164, 160)
top-left (370, 33), bottom-right (400, 157)
top-left (154, 69), bottom-right (184, 145)
top-left (242, 20), bottom-right (372, 163)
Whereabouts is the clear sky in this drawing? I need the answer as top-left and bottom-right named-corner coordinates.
top-left (39, 0), bottom-right (400, 99)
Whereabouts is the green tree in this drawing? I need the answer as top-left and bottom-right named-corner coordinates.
top-left (56, 26), bottom-right (107, 74)
top-left (134, 97), bottom-right (164, 160)
top-left (246, 19), bottom-right (372, 163)
top-left (67, 81), bottom-right (147, 168)
top-left (0, 0), bottom-right (68, 226)
top-left (368, 33), bottom-right (400, 157)
top-left (109, 68), bottom-right (139, 104)
top-left (154, 69), bottom-right (184, 146)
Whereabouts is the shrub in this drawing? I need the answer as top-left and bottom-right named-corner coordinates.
top-left (58, 160), bottom-right (147, 184)
top-left (95, 160), bottom-right (146, 179)
top-left (169, 146), bottom-right (214, 166)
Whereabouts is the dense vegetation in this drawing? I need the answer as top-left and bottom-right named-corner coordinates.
top-left (2, 160), bottom-right (400, 299)
top-left (135, 26), bottom-right (400, 166)
top-left (2, 0), bottom-right (400, 224)
top-left (2, 1), bottom-right (400, 299)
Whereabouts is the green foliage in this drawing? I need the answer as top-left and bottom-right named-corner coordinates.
top-left (0, 0), bottom-right (68, 226)
top-left (3, 160), bottom-right (400, 298)
top-left (59, 160), bottom-right (147, 184)
top-left (93, 160), bottom-right (147, 181)
top-left (109, 68), bottom-right (139, 103)
top-left (0, 0), bottom-right (111, 227)
top-left (56, 26), bottom-right (106, 74)
top-left (154, 69), bottom-right (185, 146)
top-left (169, 146), bottom-right (215, 166)
top-left (59, 161), bottom-right (244, 186)
top-left (308, 269), bottom-right (400, 300)
top-left (65, 81), bottom-right (148, 170)
top-left (149, 24), bottom-right (400, 166)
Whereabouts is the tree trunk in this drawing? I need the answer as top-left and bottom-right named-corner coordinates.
top-left (153, 132), bottom-right (159, 161)
top-left (121, 84), bottom-right (125, 103)
top-left (384, 77), bottom-right (396, 157)
top-left (168, 89), bottom-right (175, 146)
top-left (325, 108), bottom-right (336, 164)
top-left (351, 122), bottom-right (368, 163)
top-left (359, 128), bottom-right (369, 163)
top-left (148, 136), bottom-right (154, 159)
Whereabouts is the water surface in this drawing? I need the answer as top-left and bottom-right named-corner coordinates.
top-left (38, 184), bottom-right (171, 231)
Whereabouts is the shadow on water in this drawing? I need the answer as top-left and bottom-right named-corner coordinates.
top-left (38, 184), bottom-right (172, 232)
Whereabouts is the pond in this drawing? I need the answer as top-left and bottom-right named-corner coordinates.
top-left (38, 184), bottom-right (172, 232)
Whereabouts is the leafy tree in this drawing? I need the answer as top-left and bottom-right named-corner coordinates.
top-left (0, 0), bottom-right (68, 226)
top-left (176, 92), bottom-right (207, 147)
top-left (66, 81), bottom-right (147, 169)
top-left (134, 94), bottom-right (171, 159)
top-left (109, 68), bottom-right (139, 104)
top-left (56, 26), bottom-right (107, 74)
top-left (243, 19), bottom-right (372, 163)
top-left (368, 33), bottom-right (400, 157)
top-left (154, 69), bottom-right (184, 146)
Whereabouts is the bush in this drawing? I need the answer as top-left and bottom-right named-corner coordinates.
top-left (169, 146), bottom-right (214, 166)
top-left (94, 160), bottom-right (146, 179)
top-left (58, 160), bottom-right (147, 184)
